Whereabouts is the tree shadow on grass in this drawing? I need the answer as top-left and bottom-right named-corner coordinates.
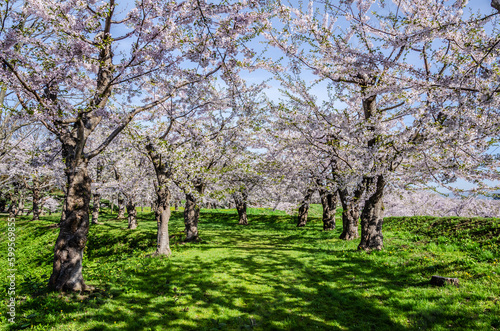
top-left (7, 211), bottom-right (496, 330)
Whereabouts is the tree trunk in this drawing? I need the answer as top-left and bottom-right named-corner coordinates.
top-left (338, 188), bottom-right (362, 240)
top-left (319, 188), bottom-right (337, 231)
top-left (48, 23), bottom-right (114, 291)
top-left (154, 185), bottom-right (171, 255)
top-left (110, 195), bottom-right (115, 213)
top-left (146, 142), bottom-right (172, 256)
top-left (17, 192), bottom-right (24, 216)
top-left (48, 159), bottom-right (91, 292)
top-left (91, 161), bottom-right (103, 224)
top-left (184, 193), bottom-right (200, 241)
top-left (126, 199), bottom-right (137, 230)
top-left (8, 192), bottom-right (18, 218)
top-left (183, 181), bottom-right (205, 242)
top-left (358, 175), bottom-right (385, 251)
top-left (7, 184), bottom-right (21, 218)
top-left (0, 194), bottom-right (7, 212)
top-left (91, 193), bottom-right (101, 224)
top-left (174, 200), bottom-right (179, 211)
top-left (117, 196), bottom-right (125, 219)
top-left (233, 189), bottom-right (248, 225)
top-left (32, 177), bottom-right (41, 221)
top-left (59, 195), bottom-right (67, 224)
top-left (297, 188), bottom-right (314, 227)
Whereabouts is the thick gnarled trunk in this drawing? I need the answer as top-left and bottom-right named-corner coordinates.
top-left (297, 188), bottom-right (314, 227)
top-left (358, 175), bottom-right (385, 251)
top-left (319, 188), bottom-right (337, 231)
top-left (126, 199), bottom-right (137, 230)
top-left (233, 189), bottom-right (248, 225)
top-left (338, 188), bottom-right (362, 240)
top-left (48, 20), bottom-right (114, 291)
top-left (184, 193), bottom-right (200, 241)
top-left (48, 159), bottom-right (91, 292)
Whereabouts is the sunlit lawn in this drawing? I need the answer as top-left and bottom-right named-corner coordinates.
top-left (0, 206), bottom-right (499, 330)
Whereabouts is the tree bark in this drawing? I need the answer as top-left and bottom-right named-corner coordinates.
top-left (183, 181), bottom-right (205, 242)
top-left (358, 175), bottom-right (385, 251)
top-left (126, 199), bottom-right (137, 230)
top-left (174, 200), bottom-right (179, 211)
top-left (184, 193), bottom-right (200, 241)
top-left (8, 192), bottom-right (19, 219)
top-left (117, 196), bottom-right (125, 219)
top-left (91, 194), bottom-right (101, 224)
top-left (0, 193), bottom-right (7, 212)
top-left (32, 177), bottom-right (41, 221)
top-left (233, 189), bottom-right (248, 225)
top-left (18, 194), bottom-right (24, 216)
top-left (319, 188), bottom-right (337, 231)
top-left (338, 187), bottom-right (363, 240)
top-left (91, 161), bottom-right (103, 224)
top-left (146, 142), bottom-right (172, 256)
top-left (48, 17), bottom-right (114, 291)
top-left (297, 188), bottom-right (314, 227)
top-left (48, 158), bottom-right (91, 292)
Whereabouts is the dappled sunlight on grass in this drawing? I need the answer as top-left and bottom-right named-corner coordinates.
top-left (0, 208), bottom-right (499, 330)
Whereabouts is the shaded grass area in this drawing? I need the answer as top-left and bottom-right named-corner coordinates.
top-left (0, 208), bottom-right (499, 330)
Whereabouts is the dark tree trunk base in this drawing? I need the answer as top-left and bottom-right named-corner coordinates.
top-left (127, 200), bottom-right (138, 230)
top-left (339, 231), bottom-right (359, 240)
top-left (296, 188), bottom-right (313, 227)
top-left (320, 189), bottom-right (337, 231)
top-left (233, 190), bottom-right (249, 225)
top-left (184, 193), bottom-right (200, 242)
top-left (323, 222), bottom-right (335, 231)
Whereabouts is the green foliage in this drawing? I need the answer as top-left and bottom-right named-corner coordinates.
top-left (0, 209), bottom-right (498, 330)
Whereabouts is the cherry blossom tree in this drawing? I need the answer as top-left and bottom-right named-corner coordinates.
top-left (1, 0), bottom-right (264, 291)
top-left (261, 0), bottom-right (500, 250)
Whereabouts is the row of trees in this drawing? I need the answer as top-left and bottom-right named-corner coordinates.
top-left (1, 0), bottom-right (499, 291)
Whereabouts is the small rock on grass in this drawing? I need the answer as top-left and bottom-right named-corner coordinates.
top-left (430, 275), bottom-right (459, 287)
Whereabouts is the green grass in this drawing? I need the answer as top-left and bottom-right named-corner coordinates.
top-left (0, 207), bottom-right (499, 330)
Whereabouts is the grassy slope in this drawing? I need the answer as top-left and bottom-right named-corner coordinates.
top-left (0, 207), bottom-right (499, 330)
